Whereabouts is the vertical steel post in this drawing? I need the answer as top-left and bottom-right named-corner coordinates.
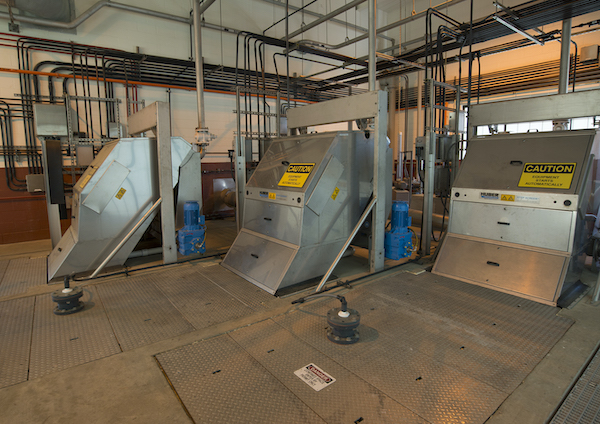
top-left (559, 19), bottom-right (572, 95)
top-left (193, 0), bottom-right (206, 129)
top-left (368, 0), bottom-right (376, 92)
top-left (370, 90), bottom-right (388, 272)
top-left (156, 102), bottom-right (177, 264)
top-left (235, 87), bottom-right (246, 233)
top-left (422, 80), bottom-right (436, 255)
top-left (452, 89), bottom-right (461, 185)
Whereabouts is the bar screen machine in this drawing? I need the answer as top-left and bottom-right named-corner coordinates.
top-left (222, 130), bottom-right (391, 294)
top-left (433, 129), bottom-right (600, 306)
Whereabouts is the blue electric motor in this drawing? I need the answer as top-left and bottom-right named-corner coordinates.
top-left (177, 201), bottom-right (206, 256)
top-left (384, 200), bottom-right (413, 260)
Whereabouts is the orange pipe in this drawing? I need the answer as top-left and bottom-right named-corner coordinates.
top-left (0, 67), bottom-right (314, 104)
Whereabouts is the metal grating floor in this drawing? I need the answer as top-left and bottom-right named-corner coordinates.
top-left (550, 344), bottom-right (600, 423)
top-left (156, 333), bottom-right (327, 424)
top-left (0, 297), bottom-right (34, 388)
top-left (156, 270), bottom-right (574, 424)
top-left (0, 257), bottom-right (47, 297)
top-left (95, 274), bottom-right (196, 351)
top-left (28, 286), bottom-right (122, 379)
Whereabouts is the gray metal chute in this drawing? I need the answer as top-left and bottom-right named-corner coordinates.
top-left (222, 130), bottom-right (392, 294)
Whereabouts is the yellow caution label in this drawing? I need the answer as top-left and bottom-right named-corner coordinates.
top-left (501, 194), bottom-right (515, 201)
top-left (518, 163), bottom-right (576, 189)
top-left (115, 187), bottom-right (126, 199)
top-left (268, 192), bottom-right (276, 200)
top-left (278, 163), bottom-right (315, 188)
top-left (331, 187), bottom-right (340, 200)
top-left (79, 174), bottom-right (92, 189)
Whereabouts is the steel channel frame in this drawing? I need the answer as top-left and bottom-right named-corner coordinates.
top-left (128, 101), bottom-right (177, 264)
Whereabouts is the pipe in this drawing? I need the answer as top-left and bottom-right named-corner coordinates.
top-left (128, 247), bottom-right (163, 259)
top-left (90, 197), bottom-right (162, 279)
top-left (368, 0), bottom-right (376, 91)
top-left (318, 0), bottom-right (466, 51)
top-left (193, 0), bottom-right (213, 129)
top-left (258, 0), bottom-right (394, 43)
top-left (0, 0), bottom-right (191, 29)
top-left (559, 18), bottom-right (572, 94)
top-left (286, 0), bottom-right (365, 40)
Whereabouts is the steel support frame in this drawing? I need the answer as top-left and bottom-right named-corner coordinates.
top-left (287, 90), bottom-right (389, 274)
top-left (468, 89), bottom-right (600, 130)
top-left (128, 101), bottom-right (177, 264)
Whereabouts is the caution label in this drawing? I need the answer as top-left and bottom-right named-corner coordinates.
top-left (518, 163), bottom-right (576, 189)
top-left (115, 187), bottom-right (126, 199)
top-left (501, 194), bottom-right (515, 202)
top-left (331, 187), bottom-right (340, 200)
top-left (268, 192), bottom-right (276, 200)
top-left (278, 163), bottom-right (315, 188)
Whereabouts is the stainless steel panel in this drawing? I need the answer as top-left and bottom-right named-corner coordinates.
top-left (306, 155), bottom-right (344, 216)
top-left (221, 230), bottom-right (298, 294)
top-left (287, 90), bottom-right (380, 129)
top-left (33, 104), bottom-right (69, 136)
top-left (469, 91), bottom-right (600, 126)
top-left (243, 199), bottom-right (302, 245)
top-left (246, 132), bottom-right (335, 192)
top-left (48, 136), bottom-right (194, 280)
top-left (453, 131), bottom-right (595, 194)
top-left (225, 130), bottom-right (390, 293)
top-left (450, 201), bottom-right (575, 251)
top-left (433, 235), bottom-right (569, 305)
top-left (82, 160), bottom-right (130, 214)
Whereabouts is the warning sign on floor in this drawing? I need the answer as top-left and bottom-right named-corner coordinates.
top-left (278, 163), bottom-right (315, 188)
top-left (294, 363), bottom-right (336, 391)
top-left (518, 163), bottom-right (576, 189)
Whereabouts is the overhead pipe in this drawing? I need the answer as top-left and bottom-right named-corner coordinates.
top-left (0, 0), bottom-right (190, 29)
top-left (304, 0), bottom-right (466, 51)
top-left (259, 0), bottom-right (395, 43)
top-left (558, 18), bottom-right (572, 94)
top-left (286, 0), bottom-right (365, 40)
top-left (192, 0), bottom-right (217, 130)
top-left (368, 0), bottom-right (376, 91)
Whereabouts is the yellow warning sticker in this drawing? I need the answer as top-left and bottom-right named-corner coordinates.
top-left (501, 194), bottom-right (515, 202)
top-left (518, 163), bottom-right (576, 189)
top-left (331, 187), bottom-right (340, 200)
top-left (79, 174), bottom-right (92, 189)
top-left (115, 187), bottom-right (126, 199)
top-left (278, 163), bottom-right (315, 188)
top-left (268, 192), bottom-right (276, 200)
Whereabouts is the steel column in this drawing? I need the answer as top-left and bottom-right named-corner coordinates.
top-left (368, 0), bottom-right (376, 92)
top-left (370, 90), bottom-right (388, 272)
top-left (559, 19), bottom-right (572, 95)
top-left (422, 80), bottom-right (436, 255)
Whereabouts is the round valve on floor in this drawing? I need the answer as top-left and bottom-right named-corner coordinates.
top-left (327, 307), bottom-right (360, 345)
top-left (51, 276), bottom-right (84, 315)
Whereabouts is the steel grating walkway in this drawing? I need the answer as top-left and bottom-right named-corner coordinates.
top-left (0, 261), bottom-right (280, 389)
top-left (156, 270), bottom-right (574, 424)
top-left (550, 344), bottom-right (600, 424)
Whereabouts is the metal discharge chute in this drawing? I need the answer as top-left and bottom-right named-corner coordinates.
top-left (222, 131), bottom-right (391, 294)
top-left (47, 136), bottom-right (198, 281)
